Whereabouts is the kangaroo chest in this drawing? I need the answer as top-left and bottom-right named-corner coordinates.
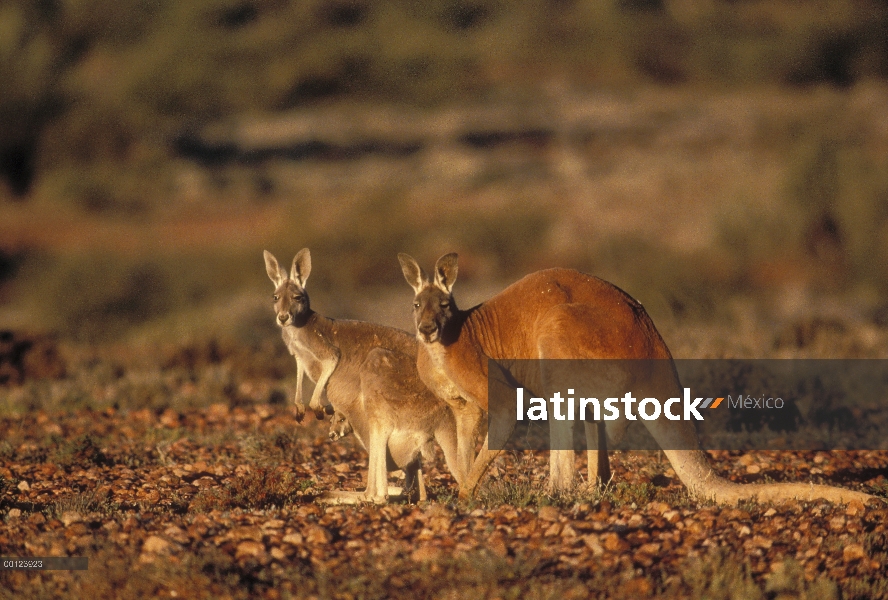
top-left (282, 327), bottom-right (330, 382)
top-left (421, 343), bottom-right (477, 404)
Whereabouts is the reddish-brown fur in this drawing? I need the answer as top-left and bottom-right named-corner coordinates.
top-left (400, 253), bottom-right (878, 506)
top-left (420, 269), bottom-right (672, 410)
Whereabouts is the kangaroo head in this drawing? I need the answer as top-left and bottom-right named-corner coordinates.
top-left (263, 249), bottom-right (312, 327)
top-left (398, 252), bottom-right (459, 344)
top-left (328, 412), bottom-right (352, 441)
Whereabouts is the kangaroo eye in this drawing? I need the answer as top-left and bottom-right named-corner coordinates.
top-left (273, 295), bottom-right (279, 301)
top-left (292, 295), bottom-right (301, 301)
top-left (413, 302), bottom-right (420, 309)
top-left (440, 301), bottom-right (450, 308)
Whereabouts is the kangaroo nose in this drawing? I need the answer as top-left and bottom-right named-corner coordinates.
top-left (328, 431), bottom-right (338, 441)
top-left (278, 314), bottom-right (288, 324)
top-left (418, 322), bottom-right (437, 336)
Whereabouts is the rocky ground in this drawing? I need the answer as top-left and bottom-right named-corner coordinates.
top-left (0, 333), bottom-right (886, 599)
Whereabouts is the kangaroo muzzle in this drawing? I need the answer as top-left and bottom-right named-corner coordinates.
top-left (418, 321), bottom-right (438, 341)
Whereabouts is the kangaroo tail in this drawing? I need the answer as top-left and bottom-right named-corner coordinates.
top-left (663, 449), bottom-right (877, 506)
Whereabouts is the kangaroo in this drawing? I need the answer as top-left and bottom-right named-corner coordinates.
top-left (265, 249), bottom-right (472, 502)
top-left (328, 411), bottom-right (353, 442)
top-left (398, 253), bottom-right (876, 506)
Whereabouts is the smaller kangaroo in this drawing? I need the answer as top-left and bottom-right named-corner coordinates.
top-left (265, 249), bottom-right (472, 502)
top-left (328, 412), bottom-right (353, 441)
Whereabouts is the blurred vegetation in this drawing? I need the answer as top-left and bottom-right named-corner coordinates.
top-left (2, 0), bottom-right (888, 341)
top-left (2, 0), bottom-right (887, 195)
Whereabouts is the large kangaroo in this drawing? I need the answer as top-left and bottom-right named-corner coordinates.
top-left (265, 249), bottom-right (473, 502)
top-left (398, 253), bottom-right (876, 506)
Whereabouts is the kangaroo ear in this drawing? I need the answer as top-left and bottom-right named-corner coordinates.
top-left (291, 248), bottom-right (311, 287)
top-left (264, 250), bottom-right (285, 287)
top-left (398, 253), bottom-right (427, 294)
top-left (433, 253), bottom-right (458, 293)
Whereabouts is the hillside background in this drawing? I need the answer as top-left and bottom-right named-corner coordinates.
top-left (1, 0), bottom-right (888, 352)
